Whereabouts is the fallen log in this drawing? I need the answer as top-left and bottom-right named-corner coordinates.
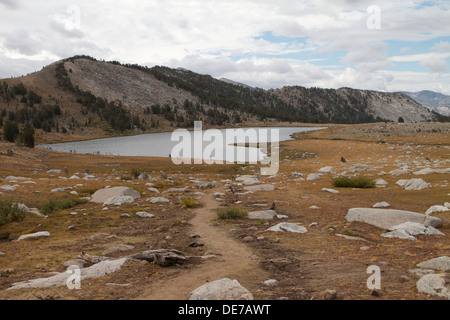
top-left (127, 249), bottom-right (187, 267)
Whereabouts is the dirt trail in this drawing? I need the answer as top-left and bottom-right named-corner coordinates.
top-left (136, 190), bottom-right (262, 300)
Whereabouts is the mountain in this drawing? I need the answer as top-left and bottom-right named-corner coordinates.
top-left (219, 78), bottom-right (254, 90)
top-left (0, 55), bottom-right (439, 142)
top-left (402, 90), bottom-right (450, 117)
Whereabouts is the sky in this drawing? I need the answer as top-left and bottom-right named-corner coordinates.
top-left (0, 0), bottom-right (449, 94)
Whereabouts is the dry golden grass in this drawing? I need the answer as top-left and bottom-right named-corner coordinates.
top-left (0, 122), bottom-right (448, 300)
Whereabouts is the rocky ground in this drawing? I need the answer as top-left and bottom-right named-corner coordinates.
top-left (0, 122), bottom-right (449, 300)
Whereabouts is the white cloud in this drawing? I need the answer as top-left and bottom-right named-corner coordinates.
top-left (0, 0), bottom-right (449, 94)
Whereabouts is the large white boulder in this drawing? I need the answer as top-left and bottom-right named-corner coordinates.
top-left (189, 278), bottom-right (254, 300)
top-left (103, 196), bottom-right (135, 206)
top-left (8, 258), bottom-right (129, 290)
top-left (247, 210), bottom-right (277, 220)
top-left (396, 179), bottom-right (431, 191)
top-left (267, 223), bottom-right (307, 234)
top-left (243, 184), bottom-right (275, 192)
top-left (416, 274), bottom-right (450, 299)
top-left (425, 205), bottom-right (450, 216)
top-left (345, 208), bottom-right (442, 230)
top-left (417, 257), bottom-right (450, 272)
top-left (18, 231), bottom-right (50, 241)
top-left (90, 187), bottom-right (141, 204)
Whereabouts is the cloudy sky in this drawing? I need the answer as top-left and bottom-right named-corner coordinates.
top-left (1, 0), bottom-right (449, 94)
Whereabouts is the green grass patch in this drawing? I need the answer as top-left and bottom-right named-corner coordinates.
top-left (41, 197), bottom-right (88, 215)
top-left (217, 207), bottom-right (248, 220)
top-left (120, 176), bottom-right (133, 181)
top-left (0, 200), bottom-right (26, 227)
top-left (332, 176), bottom-right (376, 189)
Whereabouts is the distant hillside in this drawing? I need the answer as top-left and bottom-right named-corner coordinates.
top-left (0, 55), bottom-right (440, 143)
top-left (219, 78), bottom-right (254, 90)
top-left (403, 90), bottom-right (450, 117)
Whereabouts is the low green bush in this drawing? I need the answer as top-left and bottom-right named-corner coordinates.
top-left (0, 200), bottom-right (25, 226)
top-left (217, 207), bottom-right (248, 220)
top-left (41, 198), bottom-right (88, 215)
top-left (332, 176), bottom-right (376, 189)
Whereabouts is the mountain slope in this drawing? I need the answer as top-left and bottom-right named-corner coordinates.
top-left (0, 55), bottom-right (440, 143)
top-left (403, 90), bottom-right (450, 116)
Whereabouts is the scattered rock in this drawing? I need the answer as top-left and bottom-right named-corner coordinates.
top-left (416, 257), bottom-right (450, 272)
top-left (189, 242), bottom-right (205, 248)
top-left (396, 178), bottom-right (432, 191)
top-left (373, 202), bottom-right (390, 208)
top-left (90, 187), bottom-right (141, 204)
top-left (47, 169), bottom-right (61, 174)
top-left (323, 289), bottom-right (337, 300)
top-left (189, 278), bottom-right (254, 300)
top-left (147, 188), bottom-right (160, 194)
top-left (322, 188), bottom-right (340, 194)
top-left (381, 222), bottom-right (445, 241)
top-left (409, 269), bottom-right (436, 277)
top-left (0, 185), bottom-right (16, 192)
top-left (18, 231), bottom-right (50, 241)
top-left (345, 208), bottom-right (442, 230)
top-left (336, 234), bottom-right (367, 241)
top-left (263, 279), bottom-right (278, 287)
top-left (416, 274), bottom-right (450, 299)
top-left (243, 184), bottom-right (275, 192)
top-left (197, 181), bottom-right (217, 189)
top-left (8, 258), bottom-right (129, 290)
top-left (121, 213), bottom-right (131, 218)
top-left (138, 172), bottom-right (151, 180)
top-left (267, 223), bottom-right (307, 234)
top-left (242, 236), bottom-right (255, 243)
top-left (103, 196), bottom-right (135, 206)
top-left (318, 166), bottom-right (335, 174)
top-left (63, 259), bottom-right (87, 269)
top-left (374, 179), bottom-right (388, 186)
top-left (425, 205), bottom-right (450, 216)
top-left (247, 210), bottom-right (277, 220)
top-left (102, 245), bottom-right (135, 256)
top-left (136, 212), bottom-right (155, 218)
top-left (148, 197), bottom-right (170, 204)
top-left (306, 174), bottom-right (321, 181)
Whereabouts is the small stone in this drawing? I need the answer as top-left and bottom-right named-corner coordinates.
top-left (189, 242), bottom-right (205, 248)
top-left (323, 289), bottom-right (337, 300)
top-left (400, 275), bottom-right (410, 282)
top-left (136, 212), bottom-right (155, 218)
top-left (263, 279), bottom-right (278, 287)
top-left (67, 226), bottom-right (76, 231)
top-left (360, 247), bottom-right (371, 251)
top-left (0, 252), bottom-right (5, 257)
top-left (121, 213), bottom-right (131, 218)
top-left (371, 290), bottom-right (382, 297)
top-left (242, 236), bottom-right (255, 243)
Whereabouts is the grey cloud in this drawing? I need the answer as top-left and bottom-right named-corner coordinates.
top-left (3, 30), bottom-right (42, 55)
top-left (0, 0), bottom-right (21, 10)
top-left (421, 58), bottom-right (448, 74)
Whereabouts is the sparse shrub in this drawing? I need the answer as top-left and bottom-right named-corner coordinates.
top-left (41, 198), bottom-right (88, 215)
top-left (131, 168), bottom-right (141, 179)
top-left (181, 197), bottom-right (198, 209)
top-left (121, 176), bottom-right (132, 181)
top-left (6, 149), bottom-right (13, 157)
top-left (217, 207), bottom-right (248, 220)
top-left (0, 200), bottom-right (26, 226)
top-left (332, 176), bottom-right (376, 189)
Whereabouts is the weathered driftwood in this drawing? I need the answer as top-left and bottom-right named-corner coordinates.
top-left (78, 252), bottom-right (109, 265)
top-left (127, 249), bottom-right (187, 267)
top-left (78, 249), bottom-right (187, 268)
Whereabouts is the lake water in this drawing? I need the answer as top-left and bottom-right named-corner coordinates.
top-left (39, 126), bottom-right (326, 162)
